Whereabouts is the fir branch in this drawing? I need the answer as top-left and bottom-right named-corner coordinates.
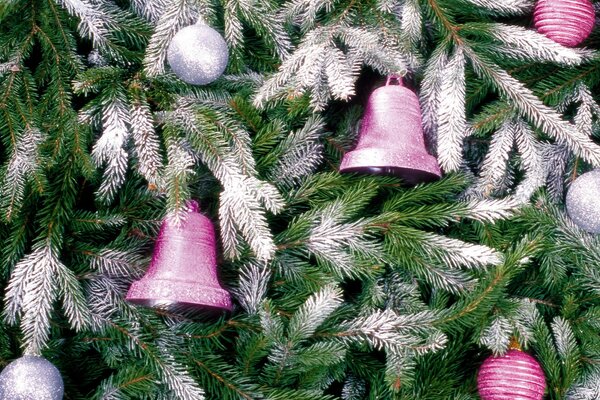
top-left (287, 285), bottom-right (343, 343)
top-left (436, 45), bottom-right (466, 172)
top-left (268, 115), bottom-right (325, 188)
top-left (0, 127), bottom-right (46, 221)
top-left (338, 309), bottom-right (446, 353)
top-left (255, 24), bottom-right (407, 110)
top-left (420, 42), bottom-right (449, 141)
top-left (228, 0), bottom-right (291, 60)
top-left (551, 316), bottom-right (580, 388)
top-left (461, 0), bottom-right (532, 15)
top-left (342, 376), bottom-right (367, 400)
top-left (478, 315), bottom-right (511, 355)
top-left (473, 118), bottom-right (515, 196)
top-left (399, 0), bottom-right (423, 48)
top-left (129, 84), bottom-right (163, 187)
top-left (54, 0), bottom-right (111, 48)
top-left (471, 23), bottom-right (590, 66)
top-left (389, 225), bottom-right (502, 270)
top-left (513, 119), bottom-right (546, 202)
top-left (234, 262), bottom-right (272, 314)
top-left (465, 48), bottom-right (600, 167)
top-left (4, 246), bottom-right (90, 353)
top-left (92, 83), bottom-right (131, 203)
top-left (129, 0), bottom-right (169, 23)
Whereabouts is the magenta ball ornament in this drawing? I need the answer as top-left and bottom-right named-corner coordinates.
top-left (534, 0), bottom-right (595, 47)
top-left (477, 349), bottom-right (546, 400)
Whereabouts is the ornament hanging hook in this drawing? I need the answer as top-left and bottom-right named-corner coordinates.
top-left (386, 75), bottom-right (404, 86)
top-left (195, 14), bottom-right (207, 25)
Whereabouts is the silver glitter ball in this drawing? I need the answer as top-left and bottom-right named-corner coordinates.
top-left (566, 169), bottom-right (600, 234)
top-left (167, 23), bottom-right (229, 85)
top-left (0, 356), bottom-right (64, 400)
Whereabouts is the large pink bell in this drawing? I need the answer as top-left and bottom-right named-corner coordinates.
top-left (126, 201), bottom-right (233, 313)
top-left (340, 76), bottom-right (441, 185)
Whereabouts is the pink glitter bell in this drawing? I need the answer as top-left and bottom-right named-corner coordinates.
top-left (477, 349), bottom-right (546, 400)
top-left (339, 76), bottom-right (441, 185)
top-left (126, 201), bottom-right (233, 312)
top-left (534, 0), bottom-right (595, 47)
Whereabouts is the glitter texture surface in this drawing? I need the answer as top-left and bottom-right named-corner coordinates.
top-left (477, 350), bottom-right (546, 400)
top-left (566, 169), bottom-right (600, 234)
top-left (339, 76), bottom-right (441, 185)
top-left (534, 0), bottom-right (595, 47)
top-left (126, 201), bottom-right (233, 312)
top-left (0, 355), bottom-right (64, 400)
top-left (167, 23), bottom-right (229, 85)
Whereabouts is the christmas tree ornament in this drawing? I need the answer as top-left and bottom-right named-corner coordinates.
top-left (0, 355), bottom-right (64, 400)
top-left (339, 76), bottom-right (441, 185)
top-left (534, 0), bottom-right (595, 47)
top-left (167, 21), bottom-right (229, 85)
top-left (566, 169), bottom-right (600, 233)
top-left (126, 200), bottom-right (233, 312)
top-left (477, 349), bottom-right (546, 400)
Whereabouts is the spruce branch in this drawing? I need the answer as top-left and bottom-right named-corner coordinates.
top-left (478, 315), bottom-right (511, 355)
top-left (129, 83), bottom-right (164, 187)
top-left (467, 23), bottom-right (591, 66)
top-left (420, 42), bottom-right (450, 141)
top-left (0, 127), bottom-right (46, 221)
top-left (268, 115), bottom-right (325, 188)
top-left (437, 45), bottom-right (466, 172)
top-left (234, 262), bottom-right (272, 314)
top-left (473, 118), bottom-right (516, 196)
top-left (287, 284), bottom-right (343, 343)
top-left (129, 0), bottom-right (169, 23)
top-left (54, 0), bottom-right (111, 49)
top-left (461, 0), bottom-right (532, 15)
top-left (92, 83), bottom-right (132, 203)
top-left (399, 0), bottom-right (423, 49)
top-left (513, 119), bottom-right (546, 202)
top-left (465, 48), bottom-right (600, 167)
top-left (4, 246), bottom-right (91, 353)
top-left (255, 24), bottom-right (408, 110)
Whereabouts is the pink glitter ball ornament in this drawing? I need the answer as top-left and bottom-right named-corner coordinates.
top-left (339, 76), bottom-right (441, 185)
top-left (126, 200), bottom-right (233, 313)
top-left (477, 349), bottom-right (546, 400)
top-left (534, 0), bottom-right (595, 47)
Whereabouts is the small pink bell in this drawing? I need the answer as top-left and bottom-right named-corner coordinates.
top-left (339, 76), bottom-right (441, 185)
top-left (534, 0), bottom-right (595, 47)
top-left (126, 201), bottom-right (233, 313)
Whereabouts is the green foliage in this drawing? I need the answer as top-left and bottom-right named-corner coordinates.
top-left (1, 0), bottom-right (600, 399)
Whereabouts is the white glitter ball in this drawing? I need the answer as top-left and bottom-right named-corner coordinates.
top-left (566, 169), bottom-right (600, 234)
top-left (167, 23), bottom-right (229, 86)
top-left (0, 355), bottom-right (64, 400)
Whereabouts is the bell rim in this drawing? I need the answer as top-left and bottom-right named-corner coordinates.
top-left (126, 278), bottom-right (233, 312)
top-left (339, 147), bottom-right (442, 185)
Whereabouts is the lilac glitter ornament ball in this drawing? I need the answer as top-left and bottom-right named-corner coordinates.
top-left (126, 201), bottom-right (233, 313)
top-left (534, 0), bottom-right (595, 47)
top-left (477, 350), bottom-right (546, 400)
top-left (566, 169), bottom-right (600, 234)
top-left (0, 355), bottom-right (64, 400)
top-left (167, 22), bottom-right (229, 85)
